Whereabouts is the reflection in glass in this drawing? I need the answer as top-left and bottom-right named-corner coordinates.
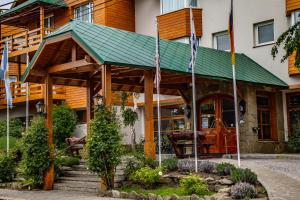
top-left (200, 100), bottom-right (215, 128)
top-left (222, 98), bottom-right (235, 127)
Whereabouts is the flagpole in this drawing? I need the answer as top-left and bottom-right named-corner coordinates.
top-left (6, 97), bottom-right (9, 155)
top-left (155, 18), bottom-right (162, 167)
top-left (26, 53), bottom-right (29, 130)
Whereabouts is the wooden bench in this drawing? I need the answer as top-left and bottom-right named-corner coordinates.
top-left (65, 137), bottom-right (86, 156)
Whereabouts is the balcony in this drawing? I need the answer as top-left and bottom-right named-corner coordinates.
top-left (0, 28), bottom-right (53, 58)
top-left (286, 0), bottom-right (300, 15)
top-left (0, 81), bottom-right (66, 109)
top-left (157, 8), bottom-right (202, 40)
top-left (288, 52), bottom-right (300, 76)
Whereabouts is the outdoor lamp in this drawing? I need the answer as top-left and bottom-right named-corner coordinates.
top-left (94, 93), bottom-right (104, 106)
top-left (36, 101), bottom-right (45, 114)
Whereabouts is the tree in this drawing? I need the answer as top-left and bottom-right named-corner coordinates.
top-left (121, 92), bottom-right (138, 151)
top-left (87, 105), bottom-right (122, 189)
top-left (272, 21), bottom-right (300, 67)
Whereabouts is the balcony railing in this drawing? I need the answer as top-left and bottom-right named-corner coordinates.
top-left (0, 28), bottom-right (54, 57)
top-left (0, 81), bottom-right (66, 107)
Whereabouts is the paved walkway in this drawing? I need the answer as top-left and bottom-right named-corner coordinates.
top-left (211, 158), bottom-right (300, 200)
top-left (0, 189), bottom-right (123, 200)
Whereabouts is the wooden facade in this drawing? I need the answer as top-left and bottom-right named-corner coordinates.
top-left (288, 52), bottom-right (300, 75)
top-left (286, 0), bottom-right (300, 15)
top-left (157, 8), bottom-right (202, 40)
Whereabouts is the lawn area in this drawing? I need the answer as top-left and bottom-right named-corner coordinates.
top-left (0, 136), bottom-right (18, 151)
top-left (120, 185), bottom-right (214, 197)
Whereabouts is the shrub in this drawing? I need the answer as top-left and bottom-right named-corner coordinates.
top-left (130, 166), bottom-right (162, 188)
top-left (21, 117), bottom-right (50, 187)
top-left (57, 156), bottom-right (80, 167)
top-left (162, 158), bottom-right (178, 172)
top-left (87, 105), bottom-right (122, 189)
top-left (287, 129), bottom-right (300, 153)
top-left (53, 102), bottom-right (77, 148)
top-left (0, 155), bottom-right (16, 183)
top-left (231, 168), bottom-right (257, 185)
top-left (230, 182), bottom-right (256, 199)
top-left (0, 136), bottom-right (18, 153)
top-left (198, 161), bottom-right (216, 173)
top-left (216, 162), bottom-right (236, 176)
top-left (180, 174), bottom-right (210, 196)
top-left (0, 118), bottom-right (24, 138)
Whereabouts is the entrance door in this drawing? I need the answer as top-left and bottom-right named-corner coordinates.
top-left (198, 95), bottom-right (237, 154)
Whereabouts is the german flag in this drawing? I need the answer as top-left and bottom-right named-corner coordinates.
top-left (228, 0), bottom-right (235, 65)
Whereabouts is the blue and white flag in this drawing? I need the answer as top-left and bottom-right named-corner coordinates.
top-left (154, 22), bottom-right (161, 88)
top-left (0, 42), bottom-right (13, 108)
top-left (188, 8), bottom-right (197, 72)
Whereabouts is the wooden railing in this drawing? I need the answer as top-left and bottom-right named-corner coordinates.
top-left (0, 27), bottom-right (54, 56)
top-left (0, 82), bottom-right (66, 106)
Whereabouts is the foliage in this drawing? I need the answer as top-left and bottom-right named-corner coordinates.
top-left (162, 158), bottom-right (178, 172)
top-left (56, 155), bottom-right (80, 167)
top-left (271, 21), bottom-right (300, 67)
top-left (21, 116), bottom-right (50, 187)
top-left (130, 166), bottom-right (162, 188)
top-left (231, 168), bottom-right (258, 185)
top-left (230, 182), bottom-right (256, 199)
top-left (0, 155), bottom-right (16, 183)
top-left (0, 136), bottom-right (18, 152)
top-left (121, 185), bottom-right (187, 197)
top-left (179, 174), bottom-right (210, 196)
top-left (216, 162), bottom-right (237, 176)
top-left (155, 135), bottom-right (173, 154)
top-left (87, 105), bottom-right (122, 189)
top-left (287, 129), bottom-right (300, 153)
top-left (0, 118), bottom-right (24, 138)
top-left (53, 102), bottom-right (77, 148)
top-left (198, 161), bottom-right (216, 173)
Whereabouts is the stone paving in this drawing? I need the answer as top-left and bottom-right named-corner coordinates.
top-left (211, 158), bottom-right (300, 200)
top-left (0, 189), bottom-right (124, 200)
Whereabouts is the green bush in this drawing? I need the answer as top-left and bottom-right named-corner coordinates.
top-left (288, 129), bottom-right (300, 153)
top-left (53, 102), bottom-right (77, 148)
top-left (21, 117), bottom-right (50, 187)
top-left (162, 158), bottom-right (178, 172)
top-left (0, 118), bottom-right (24, 138)
top-left (57, 156), bottom-right (80, 167)
top-left (87, 105), bottom-right (122, 189)
top-left (130, 166), bottom-right (162, 188)
top-left (216, 162), bottom-right (236, 176)
top-left (179, 174), bottom-right (209, 196)
top-left (0, 155), bottom-right (16, 183)
top-left (0, 136), bottom-right (18, 152)
top-left (231, 168), bottom-right (257, 185)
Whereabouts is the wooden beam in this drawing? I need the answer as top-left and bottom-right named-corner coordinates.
top-left (48, 59), bottom-right (94, 74)
top-left (86, 79), bottom-right (94, 126)
top-left (43, 74), bottom-right (54, 190)
top-left (40, 6), bottom-right (45, 38)
top-left (143, 70), bottom-right (155, 159)
top-left (102, 65), bottom-right (112, 106)
top-left (71, 45), bottom-right (76, 62)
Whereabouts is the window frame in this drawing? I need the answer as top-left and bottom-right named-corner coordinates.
top-left (254, 20), bottom-right (275, 47)
top-left (286, 92), bottom-right (300, 135)
top-left (291, 9), bottom-right (300, 26)
top-left (44, 13), bottom-right (54, 29)
top-left (74, 2), bottom-right (94, 23)
top-left (160, 0), bottom-right (198, 14)
top-left (213, 31), bottom-right (230, 51)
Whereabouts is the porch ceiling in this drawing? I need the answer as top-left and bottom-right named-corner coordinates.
top-left (22, 20), bottom-right (288, 90)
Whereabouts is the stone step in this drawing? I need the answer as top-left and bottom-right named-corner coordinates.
top-left (72, 164), bottom-right (88, 171)
top-left (59, 176), bottom-right (99, 182)
top-left (63, 170), bottom-right (97, 177)
top-left (54, 182), bottom-right (98, 193)
top-left (56, 180), bottom-right (99, 189)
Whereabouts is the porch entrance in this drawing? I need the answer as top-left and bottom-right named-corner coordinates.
top-left (198, 94), bottom-right (237, 154)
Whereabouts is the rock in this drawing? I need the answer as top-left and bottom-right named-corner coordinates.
top-left (170, 194), bottom-right (179, 200)
top-left (190, 194), bottom-right (201, 200)
top-left (105, 190), bottom-right (113, 197)
top-left (148, 193), bottom-right (157, 200)
top-left (163, 196), bottom-right (171, 200)
top-left (120, 191), bottom-right (129, 199)
top-left (157, 195), bottom-right (163, 200)
top-left (218, 178), bottom-right (233, 185)
top-left (112, 190), bottom-right (121, 198)
top-left (205, 177), bottom-right (215, 182)
top-left (138, 194), bottom-right (148, 200)
top-left (178, 196), bottom-right (190, 200)
top-left (214, 184), bottom-right (227, 192)
top-left (129, 191), bottom-right (139, 199)
top-left (210, 192), bottom-right (232, 200)
top-left (218, 187), bottom-right (231, 193)
top-left (203, 195), bottom-right (211, 200)
top-left (250, 198), bottom-right (268, 200)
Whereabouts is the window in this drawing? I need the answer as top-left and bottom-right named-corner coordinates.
top-left (256, 92), bottom-right (277, 140)
top-left (161, 0), bottom-right (197, 14)
top-left (254, 20), bottom-right (274, 46)
top-left (174, 37), bottom-right (201, 46)
top-left (74, 3), bottom-right (93, 23)
top-left (287, 93), bottom-right (300, 135)
top-left (213, 31), bottom-right (230, 51)
top-left (44, 14), bottom-right (54, 29)
top-left (291, 10), bottom-right (300, 25)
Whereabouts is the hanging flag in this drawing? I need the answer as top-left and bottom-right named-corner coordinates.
top-left (188, 8), bottom-right (197, 72)
top-left (228, 0), bottom-right (235, 65)
top-left (0, 42), bottom-right (12, 108)
top-left (154, 23), bottom-right (161, 88)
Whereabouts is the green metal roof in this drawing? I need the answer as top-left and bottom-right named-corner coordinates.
top-left (0, 0), bottom-right (66, 18)
top-left (22, 20), bottom-right (288, 87)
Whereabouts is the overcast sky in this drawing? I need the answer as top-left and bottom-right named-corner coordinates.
top-left (0, 0), bottom-right (13, 9)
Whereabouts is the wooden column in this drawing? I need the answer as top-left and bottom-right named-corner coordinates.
top-left (40, 6), bottom-right (45, 38)
top-left (87, 79), bottom-right (94, 124)
top-left (143, 70), bottom-right (155, 159)
top-left (43, 74), bottom-right (54, 190)
top-left (102, 65), bottom-right (112, 106)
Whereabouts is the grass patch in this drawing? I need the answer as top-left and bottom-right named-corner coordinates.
top-left (0, 136), bottom-right (17, 151)
top-left (120, 185), bottom-right (214, 197)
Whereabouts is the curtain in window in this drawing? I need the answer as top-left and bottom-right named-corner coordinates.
top-left (161, 0), bottom-right (197, 14)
